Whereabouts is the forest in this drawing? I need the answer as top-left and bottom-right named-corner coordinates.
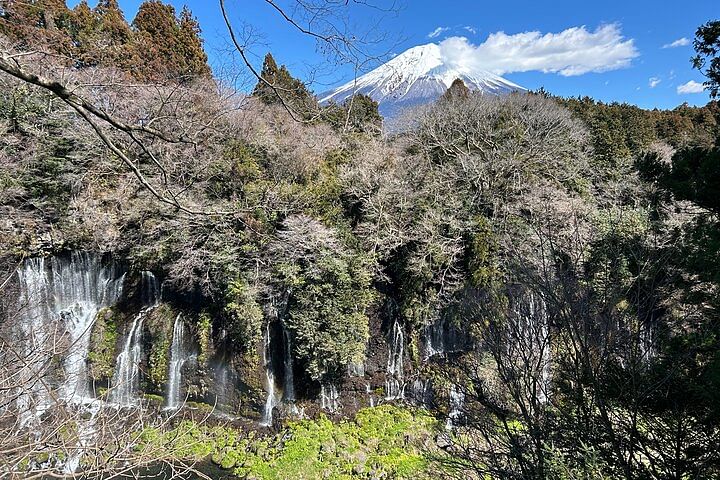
top-left (1, 1), bottom-right (720, 479)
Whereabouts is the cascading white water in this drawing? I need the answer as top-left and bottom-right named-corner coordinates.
top-left (282, 325), bottom-right (295, 402)
top-left (445, 384), bottom-right (465, 430)
top-left (15, 252), bottom-right (125, 423)
top-left (108, 313), bottom-right (144, 405)
top-left (513, 292), bottom-right (552, 404)
top-left (385, 320), bottom-right (405, 400)
top-left (425, 321), bottom-right (445, 359)
top-left (320, 384), bottom-right (340, 412)
top-left (348, 361), bottom-right (365, 377)
top-left (165, 314), bottom-right (190, 410)
top-left (109, 271), bottom-right (160, 406)
top-left (260, 321), bottom-right (279, 426)
top-left (140, 271), bottom-right (161, 307)
top-left (366, 383), bottom-right (375, 408)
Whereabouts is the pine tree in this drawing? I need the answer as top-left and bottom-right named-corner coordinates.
top-left (95, 0), bottom-right (131, 45)
top-left (442, 78), bottom-right (470, 102)
top-left (69, 0), bottom-right (132, 67)
top-left (693, 20), bottom-right (720, 98)
top-left (252, 53), bottom-right (281, 104)
top-left (252, 52), bottom-right (317, 116)
top-left (177, 6), bottom-right (211, 78)
top-left (131, 1), bottom-right (210, 80)
top-left (0, 0), bottom-right (73, 54)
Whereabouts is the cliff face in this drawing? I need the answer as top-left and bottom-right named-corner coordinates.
top-left (4, 250), bottom-right (463, 425)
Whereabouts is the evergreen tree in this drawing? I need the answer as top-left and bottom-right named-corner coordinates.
top-left (321, 94), bottom-right (382, 134)
top-left (0, 0), bottom-right (73, 53)
top-left (70, 0), bottom-right (132, 67)
top-left (693, 20), bottom-right (720, 98)
top-left (177, 6), bottom-right (211, 78)
top-left (131, 1), bottom-right (210, 80)
top-left (252, 52), bottom-right (317, 116)
top-left (441, 78), bottom-right (470, 101)
top-left (95, 0), bottom-right (131, 45)
top-left (252, 53), bottom-right (280, 104)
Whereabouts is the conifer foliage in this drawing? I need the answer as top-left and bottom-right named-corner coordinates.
top-left (253, 52), bottom-right (317, 116)
top-left (0, 0), bottom-right (210, 80)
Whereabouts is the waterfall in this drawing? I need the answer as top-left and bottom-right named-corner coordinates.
top-left (108, 313), bottom-right (144, 405)
top-left (282, 325), bottom-right (295, 402)
top-left (425, 321), bottom-right (445, 358)
top-left (260, 321), bottom-right (279, 426)
top-left (348, 361), bottom-right (365, 377)
top-left (109, 271), bottom-right (160, 406)
top-left (512, 291), bottom-right (552, 404)
top-left (165, 314), bottom-right (190, 410)
top-left (411, 378), bottom-right (432, 407)
top-left (538, 306), bottom-right (551, 404)
top-left (320, 384), bottom-right (340, 412)
top-left (385, 320), bottom-right (405, 400)
top-left (366, 383), bottom-right (375, 408)
top-left (425, 317), bottom-right (467, 359)
top-left (141, 271), bottom-right (161, 307)
top-left (445, 384), bottom-right (465, 430)
top-left (15, 252), bottom-right (124, 422)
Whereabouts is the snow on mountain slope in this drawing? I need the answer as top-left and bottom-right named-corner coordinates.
top-left (320, 43), bottom-right (525, 118)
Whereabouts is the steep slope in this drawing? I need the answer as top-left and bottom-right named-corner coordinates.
top-left (320, 43), bottom-right (525, 117)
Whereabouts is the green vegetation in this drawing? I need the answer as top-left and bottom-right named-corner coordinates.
top-left (88, 307), bottom-right (120, 381)
top-left (196, 311), bottom-right (214, 365)
top-left (224, 279), bottom-right (263, 353)
top-left (2, 4), bottom-right (720, 479)
top-left (146, 304), bottom-right (175, 391)
top-left (253, 53), bottom-right (317, 116)
top-left (269, 215), bottom-right (375, 381)
top-left (0, 0), bottom-right (210, 80)
top-left (139, 405), bottom-right (438, 479)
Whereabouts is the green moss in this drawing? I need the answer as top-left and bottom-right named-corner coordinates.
top-left (87, 307), bottom-right (120, 381)
top-left (197, 311), bottom-right (212, 366)
top-left (138, 405), bottom-right (441, 479)
top-left (468, 215), bottom-right (501, 288)
top-left (224, 279), bottom-right (263, 352)
top-left (148, 336), bottom-right (170, 389)
top-left (146, 304), bottom-right (175, 391)
top-left (143, 394), bottom-right (165, 406)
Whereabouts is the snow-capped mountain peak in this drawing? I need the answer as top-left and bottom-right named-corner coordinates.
top-left (320, 43), bottom-right (524, 117)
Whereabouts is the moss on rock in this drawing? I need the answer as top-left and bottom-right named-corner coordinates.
top-left (196, 311), bottom-right (212, 366)
top-left (87, 307), bottom-right (120, 382)
top-left (145, 303), bottom-right (176, 392)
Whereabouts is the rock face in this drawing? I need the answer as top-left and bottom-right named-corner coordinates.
top-left (7, 251), bottom-right (475, 424)
top-left (320, 42), bottom-right (524, 118)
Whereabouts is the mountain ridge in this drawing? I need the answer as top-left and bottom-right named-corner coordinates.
top-left (320, 43), bottom-right (525, 117)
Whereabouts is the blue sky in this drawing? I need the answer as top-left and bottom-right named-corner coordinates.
top-left (71, 0), bottom-right (718, 109)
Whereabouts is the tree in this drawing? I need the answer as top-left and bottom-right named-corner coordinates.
top-left (177, 6), bottom-right (211, 77)
top-left (441, 78), bottom-right (470, 102)
top-left (252, 53), bottom-right (281, 104)
top-left (70, 0), bottom-right (132, 67)
top-left (321, 93), bottom-right (382, 134)
top-left (131, 0), bottom-right (211, 80)
top-left (0, 0), bottom-right (74, 54)
top-left (693, 20), bottom-right (720, 98)
top-left (252, 52), bottom-right (317, 117)
top-left (267, 215), bottom-right (373, 383)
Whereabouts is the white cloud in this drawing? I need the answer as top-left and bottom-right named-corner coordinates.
top-left (437, 24), bottom-right (638, 76)
top-left (649, 77), bottom-right (661, 88)
top-left (663, 37), bottom-right (690, 48)
top-left (677, 80), bottom-right (706, 94)
top-left (463, 26), bottom-right (477, 35)
top-left (428, 27), bottom-right (450, 39)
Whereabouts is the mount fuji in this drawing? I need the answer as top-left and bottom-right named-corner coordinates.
top-left (320, 43), bottom-right (525, 118)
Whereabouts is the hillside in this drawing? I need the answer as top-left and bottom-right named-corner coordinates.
top-left (1, 2), bottom-right (720, 479)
